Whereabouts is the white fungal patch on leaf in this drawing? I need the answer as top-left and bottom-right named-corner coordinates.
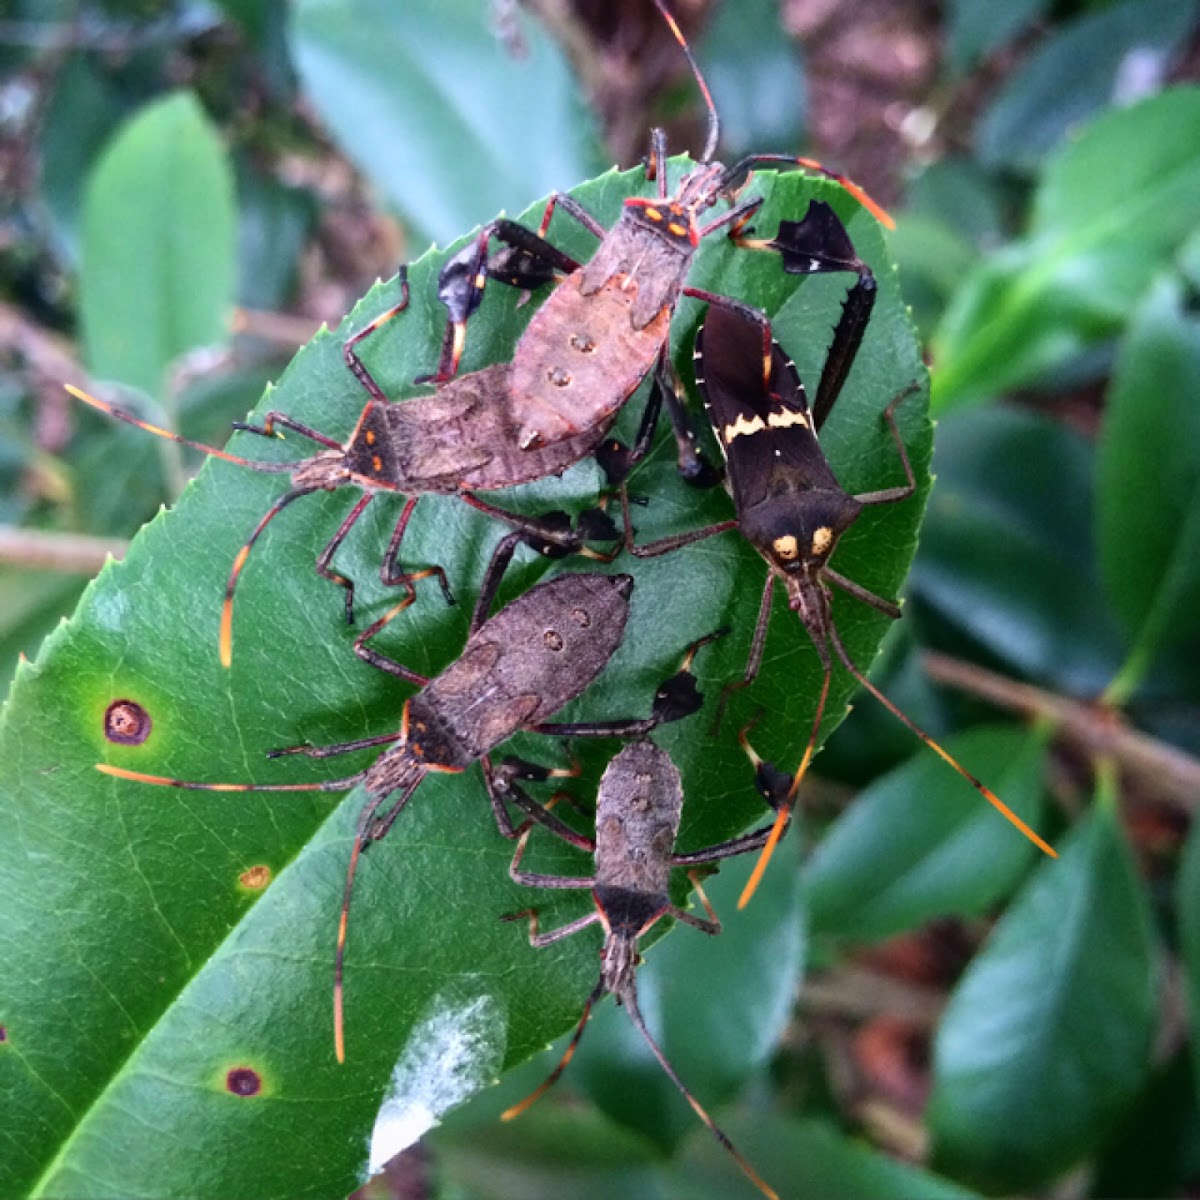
top-left (362, 990), bottom-right (507, 1180)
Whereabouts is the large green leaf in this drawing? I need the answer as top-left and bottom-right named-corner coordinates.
top-left (289, 0), bottom-right (598, 247)
top-left (80, 92), bottom-right (236, 401)
top-left (1097, 275), bottom-right (1200, 703)
top-left (0, 166), bottom-right (928, 1198)
top-left (932, 87), bottom-right (1200, 410)
top-left (927, 777), bottom-right (1158, 1191)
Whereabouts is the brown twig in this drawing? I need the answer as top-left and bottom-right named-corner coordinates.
top-left (0, 527), bottom-right (128, 574)
top-left (232, 307), bottom-right (325, 349)
top-left (923, 651), bottom-right (1200, 811)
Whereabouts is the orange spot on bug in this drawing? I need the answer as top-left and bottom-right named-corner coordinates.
top-left (104, 699), bottom-right (152, 746)
top-left (372, 455), bottom-right (383, 474)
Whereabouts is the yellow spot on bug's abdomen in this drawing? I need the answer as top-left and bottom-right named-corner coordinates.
top-left (722, 413), bottom-right (766, 442)
top-left (812, 526), bottom-right (833, 555)
top-left (767, 408), bottom-right (808, 430)
top-left (773, 535), bottom-right (799, 561)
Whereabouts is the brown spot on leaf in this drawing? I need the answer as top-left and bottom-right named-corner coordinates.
top-left (226, 1066), bottom-right (262, 1097)
top-left (104, 699), bottom-right (151, 746)
top-left (239, 865), bottom-right (271, 891)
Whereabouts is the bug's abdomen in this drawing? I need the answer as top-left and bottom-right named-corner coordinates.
top-left (510, 274), bottom-right (669, 450)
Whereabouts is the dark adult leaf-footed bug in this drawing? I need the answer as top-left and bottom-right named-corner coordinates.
top-left (96, 570), bottom-right (713, 1062)
top-left (494, 729), bottom-right (793, 1200)
top-left (64, 263), bottom-right (650, 668)
top-left (622, 220), bottom-right (1057, 905)
top-left (392, 0), bottom-right (892, 478)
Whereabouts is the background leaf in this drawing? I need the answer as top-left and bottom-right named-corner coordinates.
top-left (289, 0), bottom-right (599, 247)
top-left (80, 92), bottom-right (236, 399)
top-left (0, 166), bottom-right (926, 1199)
top-left (910, 405), bottom-right (1126, 695)
top-left (932, 87), bottom-right (1200, 410)
top-left (975, 0), bottom-right (1198, 172)
top-left (927, 778), bottom-right (1158, 1191)
top-left (945, 0), bottom-right (1049, 74)
top-left (673, 1115), bottom-right (981, 1200)
top-left (1097, 275), bottom-right (1200, 700)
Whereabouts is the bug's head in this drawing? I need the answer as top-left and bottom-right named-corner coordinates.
top-left (290, 449), bottom-right (351, 490)
top-left (600, 930), bottom-right (641, 999)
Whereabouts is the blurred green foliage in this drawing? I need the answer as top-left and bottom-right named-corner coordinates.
top-left (1, 1), bottom-right (1198, 1198)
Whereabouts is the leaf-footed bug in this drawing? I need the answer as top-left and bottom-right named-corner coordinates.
top-left (393, 0), bottom-right (892, 485)
top-left (494, 725), bottom-right (793, 1200)
top-left (620, 218), bottom-right (1057, 904)
top-left (96, 570), bottom-right (718, 1061)
top-left (64, 261), bottom-right (657, 668)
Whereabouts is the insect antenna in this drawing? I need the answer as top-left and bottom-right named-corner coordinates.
top-left (651, 0), bottom-right (719, 163)
top-left (219, 485), bottom-right (322, 668)
top-left (334, 773), bottom-right (423, 1063)
top-left (825, 621), bottom-right (1057, 858)
top-left (500, 977), bottom-right (606, 1121)
top-left (95, 763), bottom-right (367, 793)
top-left (738, 605), bottom-right (1057, 909)
top-left (65, 384), bottom-right (294, 475)
top-left (622, 984), bottom-right (779, 1200)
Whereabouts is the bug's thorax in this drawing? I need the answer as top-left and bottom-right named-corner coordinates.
top-left (575, 163), bottom-right (725, 330)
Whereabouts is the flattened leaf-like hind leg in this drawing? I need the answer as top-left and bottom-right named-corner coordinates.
top-left (742, 198), bottom-right (879, 429)
top-left (419, 203), bottom-right (599, 383)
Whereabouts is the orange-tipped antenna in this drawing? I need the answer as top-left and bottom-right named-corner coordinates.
top-left (65, 384), bottom-right (293, 474)
top-left (651, 0), bottom-right (719, 163)
top-left (826, 624), bottom-right (1057, 858)
top-left (737, 667), bottom-right (830, 910)
top-left (332, 774), bottom-right (422, 1064)
top-left (96, 762), bottom-right (365, 793)
top-left (333, 820), bottom-right (369, 1064)
top-left (501, 978), bottom-right (605, 1121)
top-left (623, 987), bottom-right (779, 1200)
top-left (219, 486), bottom-right (319, 668)
top-left (795, 157), bottom-right (895, 229)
